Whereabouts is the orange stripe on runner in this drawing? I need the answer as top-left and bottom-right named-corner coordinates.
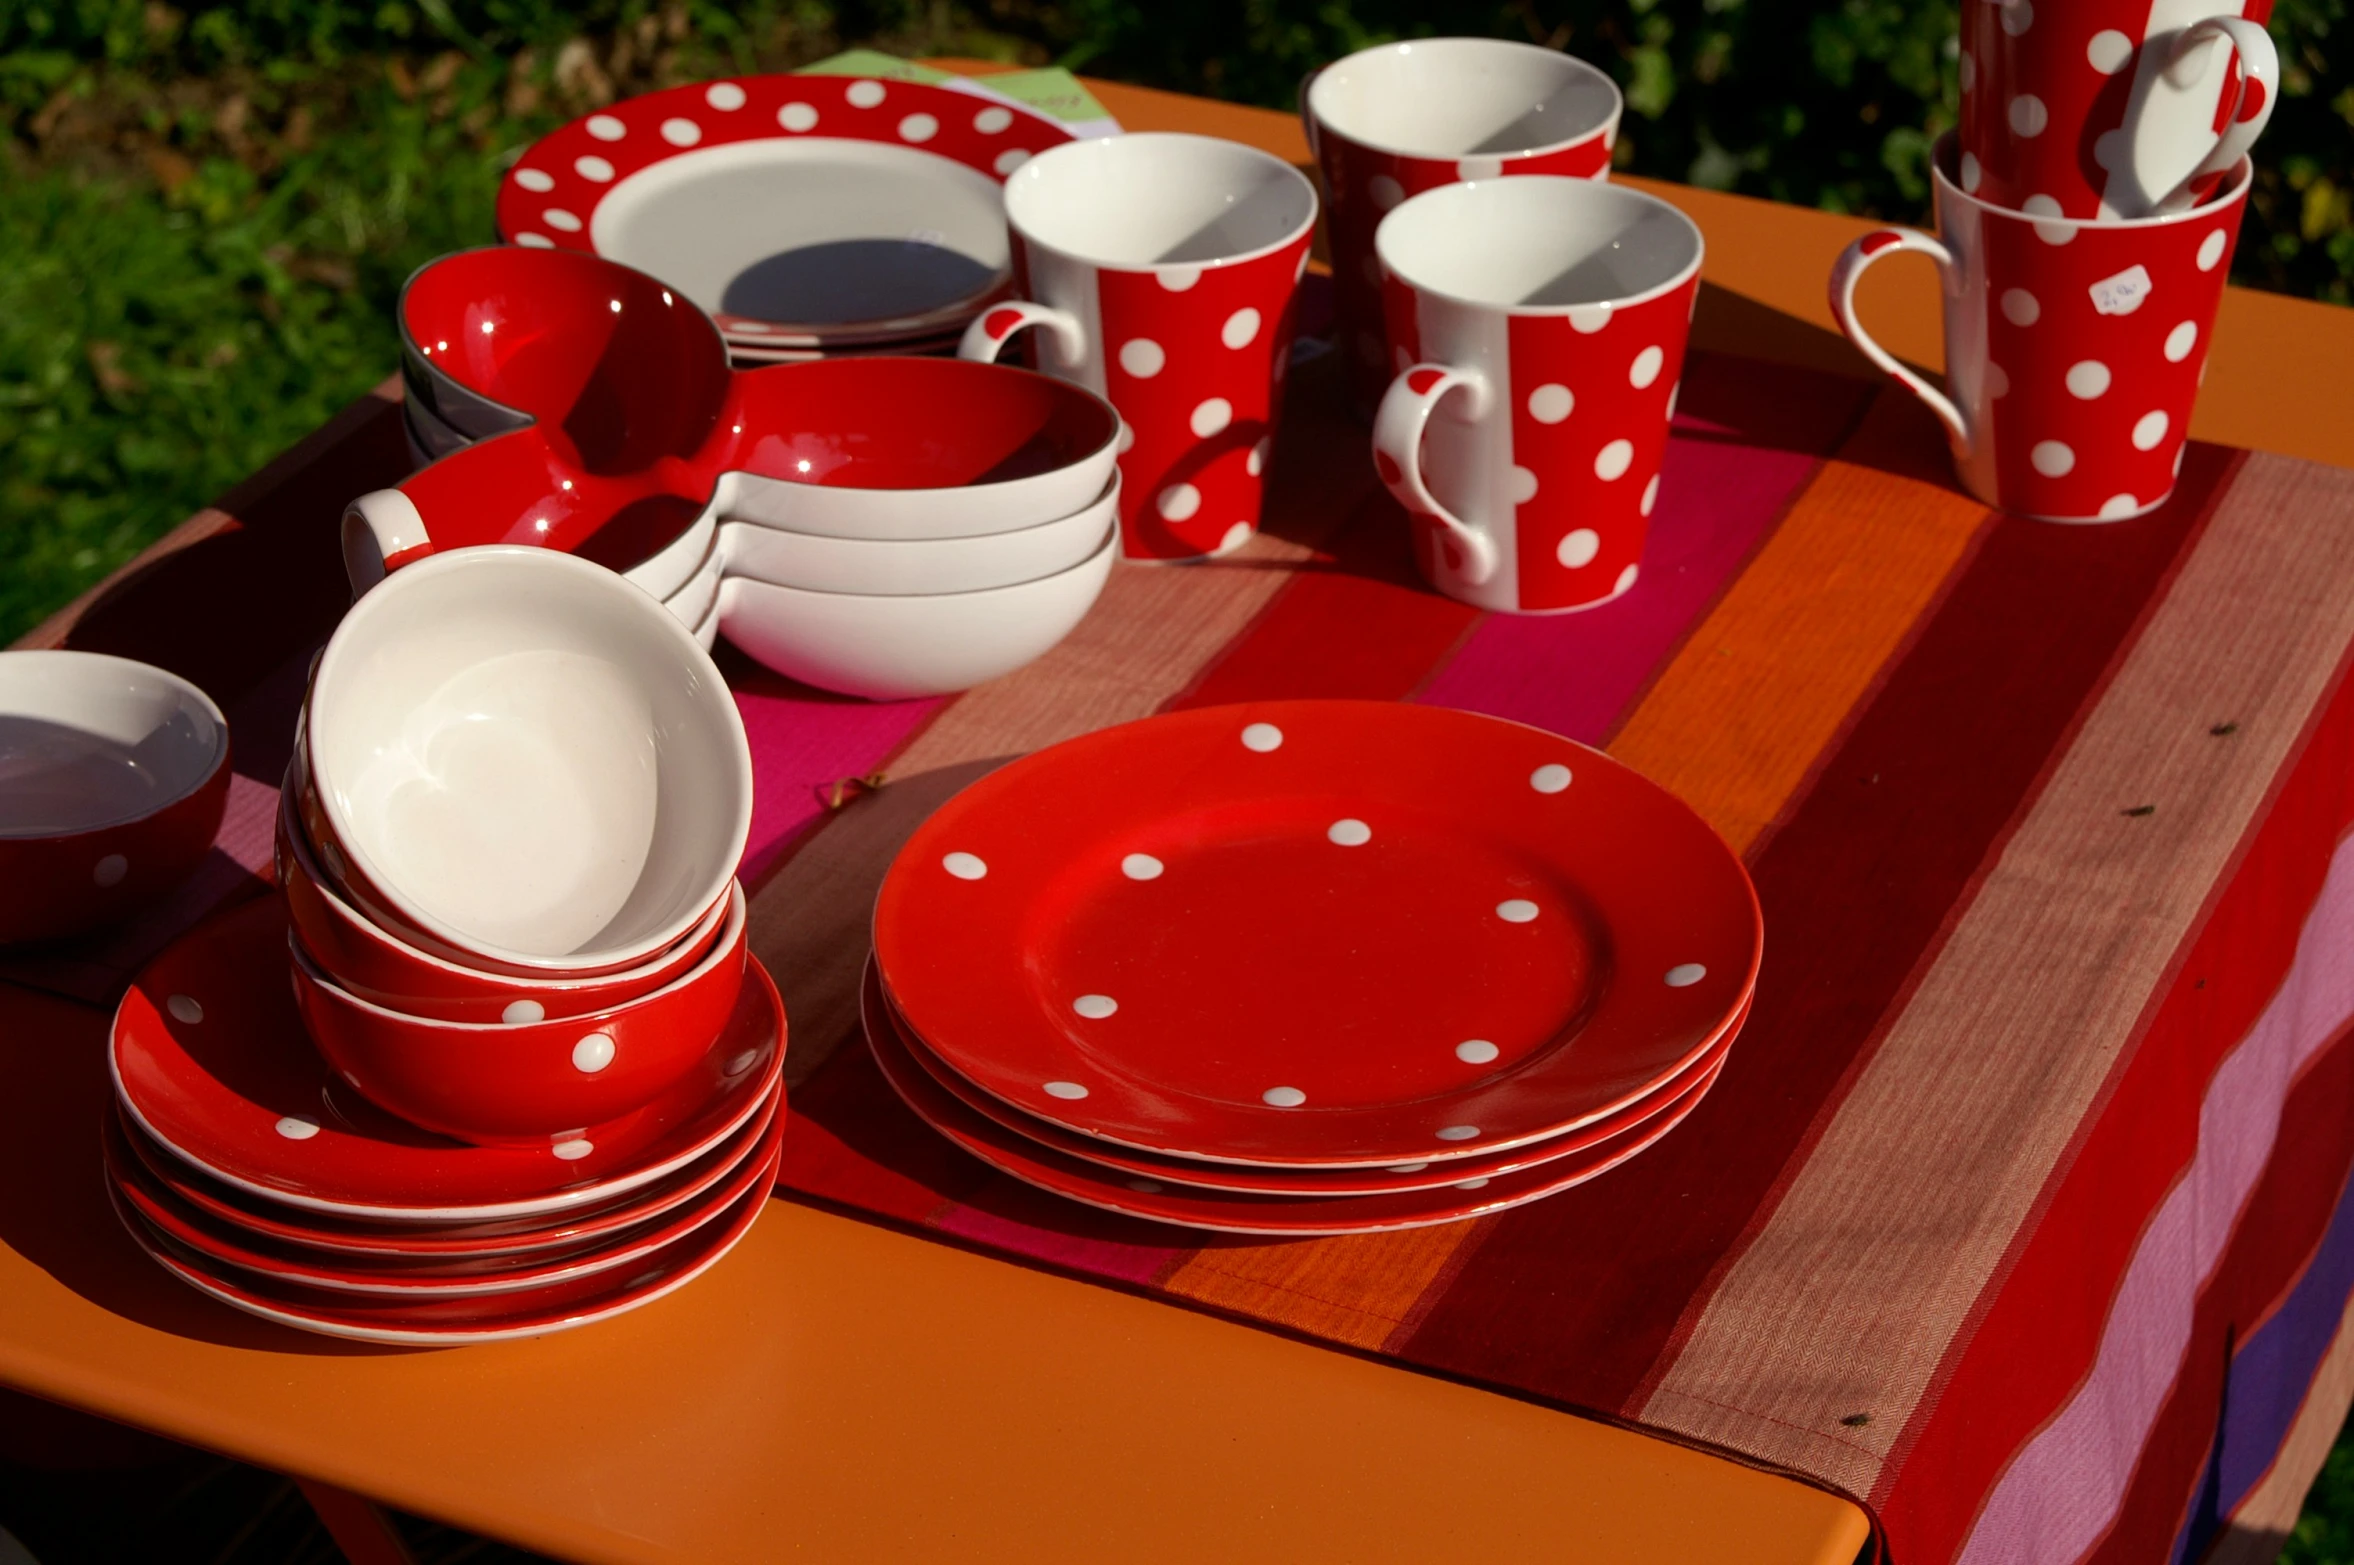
top-left (1158, 389), bottom-right (1992, 1349)
top-left (1608, 391), bottom-right (1992, 855)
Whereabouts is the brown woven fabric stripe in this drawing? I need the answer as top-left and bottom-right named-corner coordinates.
top-left (748, 361), bottom-right (1371, 1084)
top-left (1638, 451), bottom-right (2354, 1496)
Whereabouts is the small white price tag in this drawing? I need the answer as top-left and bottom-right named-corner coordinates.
top-left (2089, 265), bottom-right (2154, 316)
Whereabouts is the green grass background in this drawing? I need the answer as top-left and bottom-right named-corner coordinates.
top-left (2, 6), bottom-right (2353, 1548)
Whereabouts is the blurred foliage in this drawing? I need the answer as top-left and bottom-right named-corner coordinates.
top-left (0, 0), bottom-right (2347, 643)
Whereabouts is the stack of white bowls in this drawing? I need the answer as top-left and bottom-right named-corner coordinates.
top-left (707, 355), bottom-right (1125, 701)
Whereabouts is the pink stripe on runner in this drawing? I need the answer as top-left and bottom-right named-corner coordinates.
top-left (1415, 360), bottom-right (1868, 742)
top-left (1959, 833), bottom-right (2354, 1565)
top-left (934, 1198), bottom-right (1183, 1286)
top-left (731, 668), bottom-right (944, 885)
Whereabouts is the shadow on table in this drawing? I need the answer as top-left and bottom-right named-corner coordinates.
top-left (0, 989), bottom-right (413, 1356)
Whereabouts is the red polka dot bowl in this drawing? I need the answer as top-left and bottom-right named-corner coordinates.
top-left (288, 880), bottom-right (748, 1145)
top-left (275, 772), bottom-right (729, 1024)
top-left (0, 651), bottom-right (231, 946)
top-left (303, 547), bottom-right (752, 978)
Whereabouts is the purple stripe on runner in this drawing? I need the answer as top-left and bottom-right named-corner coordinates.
top-left (934, 1197), bottom-right (1184, 1286)
top-left (1415, 358), bottom-right (1870, 741)
top-left (2171, 1087), bottom-right (2354, 1564)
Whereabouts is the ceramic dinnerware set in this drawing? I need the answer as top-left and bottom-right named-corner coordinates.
top-left (864, 701), bottom-right (1760, 1234)
top-left (104, 548), bottom-right (787, 1342)
top-left (1832, 2), bottom-right (2274, 520)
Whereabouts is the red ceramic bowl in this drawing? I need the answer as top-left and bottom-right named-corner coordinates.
top-left (289, 880), bottom-right (749, 1145)
top-left (0, 651), bottom-right (231, 946)
top-left (301, 548), bottom-right (753, 979)
top-left (275, 772), bottom-right (726, 1023)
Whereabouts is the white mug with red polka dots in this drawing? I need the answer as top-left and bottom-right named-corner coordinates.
top-left (1303, 39), bottom-right (1622, 416)
top-left (1370, 177), bottom-right (1701, 616)
top-left (1831, 136), bottom-right (2249, 524)
top-left (958, 134), bottom-right (1317, 561)
top-left (1958, 0), bottom-right (2275, 220)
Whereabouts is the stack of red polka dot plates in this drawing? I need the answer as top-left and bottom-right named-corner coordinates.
top-left (868, 700), bottom-right (1760, 1235)
top-left (104, 897), bottom-right (786, 1343)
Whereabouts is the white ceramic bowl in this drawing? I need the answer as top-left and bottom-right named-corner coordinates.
top-left (721, 474), bottom-right (1117, 597)
top-left (661, 523), bottom-right (725, 628)
top-left (716, 529), bottom-right (1118, 700)
top-left (306, 546), bottom-right (752, 974)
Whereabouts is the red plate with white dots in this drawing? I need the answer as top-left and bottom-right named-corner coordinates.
top-left (110, 897), bottom-right (785, 1223)
top-left (497, 74), bottom-right (1075, 345)
top-left (868, 958), bottom-right (1725, 1234)
top-left (105, 1090), bottom-right (782, 1297)
top-left (111, 1150), bottom-right (777, 1345)
top-left (874, 700), bottom-right (1759, 1168)
top-left (868, 959), bottom-right (1744, 1196)
top-left (111, 1077), bottom-right (780, 1260)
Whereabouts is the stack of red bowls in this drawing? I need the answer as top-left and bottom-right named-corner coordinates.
top-left (105, 545), bottom-right (782, 1343)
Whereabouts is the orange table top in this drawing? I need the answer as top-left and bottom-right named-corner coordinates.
top-left (5, 65), bottom-right (2350, 1565)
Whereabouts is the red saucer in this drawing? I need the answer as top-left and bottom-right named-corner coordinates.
top-left (110, 897), bottom-right (784, 1222)
top-left (107, 1096), bottom-right (783, 1296)
top-left (114, 1078), bottom-right (780, 1259)
top-left (115, 1153), bottom-right (776, 1344)
top-left (867, 962), bottom-right (1724, 1235)
top-left (112, 1083), bottom-right (780, 1260)
top-left (867, 960), bottom-right (1744, 1197)
top-left (875, 701), bottom-right (1758, 1167)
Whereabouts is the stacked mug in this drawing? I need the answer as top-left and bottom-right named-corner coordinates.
top-left (1301, 39), bottom-right (1704, 616)
top-left (1833, 2), bottom-right (2276, 521)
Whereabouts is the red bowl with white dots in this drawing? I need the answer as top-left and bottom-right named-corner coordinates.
top-left (275, 772), bottom-right (728, 1024)
top-left (0, 651), bottom-right (231, 946)
top-left (289, 880), bottom-right (748, 1146)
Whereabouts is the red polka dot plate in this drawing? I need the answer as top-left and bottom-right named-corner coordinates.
top-left (867, 959), bottom-right (1745, 1196)
top-left (112, 1148), bottom-right (777, 1345)
top-left (867, 957), bottom-right (1725, 1235)
top-left (105, 1089), bottom-right (782, 1297)
top-left (110, 1074), bottom-right (780, 1259)
top-left (111, 896), bottom-right (784, 1222)
top-left (873, 700), bottom-right (1759, 1168)
top-left (497, 74), bottom-right (1076, 346)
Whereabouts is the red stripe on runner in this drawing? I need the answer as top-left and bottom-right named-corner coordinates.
top-left (1395, 443), bottom-right (2237, 1417)
top-left (1886, 616), bottom-right (2354, 1565)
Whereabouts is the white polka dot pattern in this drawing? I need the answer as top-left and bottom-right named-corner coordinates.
top-left (1044, 1081), bottom-right (1089, 1100)
top-left (846, 79), bottom-right (886, 108)
top-left (942, 852), bottom-right (988, 880)
top-left (572, 1033), bottom-right (616, 1073)
top-left (705, 82), bottom-right (747, 111)
top-left (1327, 818), bottom-right (1372, 846)
top-left (1557, 529), bottom-right (1600, 568)
top-left (168, 994), bottom-right (203, 1024)
top-left (503, 1000), bottom-right (545, 1024)
top-left (1455, 1040), bottom-right (1501, 1064)
top-left (514, 168), bottom-right (555, 191)
top-left (1241, 723), bottom-right (1284, 752)
top-left (1262, 1086), bottom-right (1306, 1107)
top-left (1665, 963), bottom-right (1707, 988)
top-left (1072, 995), bottom-right (1118, 1019)
top-left (1529, 763), bottom-right (1572, 793)
top-left (1495, 899), bottom-right (1539, 924)
top-left (93, 853), bottom-right (128, 887)
top-left (898, 113), bottom-right (938, 143)
top-left (660, 117), bottom-right (701, 147)
top-left (1528, 383), bottom-right (1574, 423)
top-left (779, 102), bottom-right (819, 132)
top-left (276, 1116), bottom-right (320, 1140)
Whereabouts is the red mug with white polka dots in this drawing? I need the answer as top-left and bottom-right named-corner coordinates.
top-left (1370, 177), bottom-right (1701, 615)
top-left (1831, 135), bottom-right (2249, 523)
top-left (1957, 0), bottom-right (2274, 220)
top-left (1303, 39), bottom-right (1622, 417)
top-left (958, 134), bottom-right (1317, 561)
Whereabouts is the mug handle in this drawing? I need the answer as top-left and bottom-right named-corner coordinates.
top-left (1828, 228), bottom-right (1972, 458)
top-left (1371, 364), bottom-right (1502, 587)
top-left (341, 490), bottom-right (432, 597)
top-left (958, 300), bottom-right (1088, 365)
top-left (2153, 15), bottom-right (2276, 212)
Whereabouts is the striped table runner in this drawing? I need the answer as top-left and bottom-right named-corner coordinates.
top-left (747, 345), bottom-right (2354, 1565)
